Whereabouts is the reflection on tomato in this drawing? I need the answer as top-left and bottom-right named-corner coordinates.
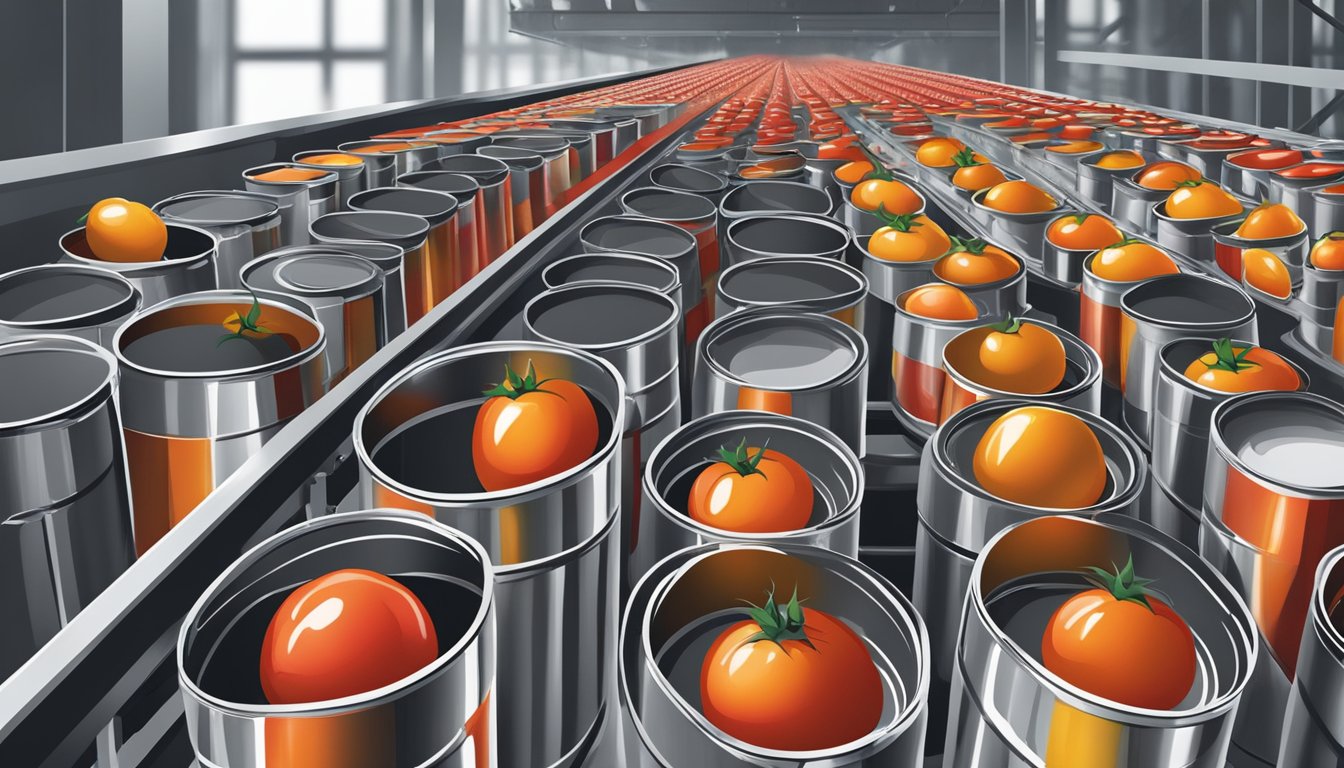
top-left (1136, 161), bottom-right (1200, 190)
top-left (964, 317), bottom-right (1067, 394)
top-left (1093, 151), bottom-right (1144, 170)
top-left (472, 361), bottom-right (599, 491)
top-left (904, 283), bottom-right (980, 320)
top-left (981, 180), bottom-right (1057, 214)
top-left (915, 136), bottom-right (966, 167)
top-left (951, 148), bottom-right (1007, 191)
top-left (867, 211), bottom-right (951, 262)
top-left (1312, 232), bottom-right (1344, 270)
top-left (1047, 214), bottom-right (1123, 251)
top-left (1241, 248), bottom-right (1294, 299)
top-left (834, 160), bottom-right (873, 185)
top-left (934, 236), bottom-right (1019, 285)
top-left (84, 197), bottom-right (168, 263)
top-left (1183, 338), bottom-right (1300, 392)
top-left (1042, 557), bottom-right (1196, 710)
top-left (261, 569), bottom-right (438, 704)
top-left (688, 439), bottom-right (813, 533)
top-left (1164, 180), bottom-right (1242, 219)
top-left (701, 588), bottom-right (882, 751)
top-left (1089, 239), bottom-right (1178, 282)
top-left (851, 176), bottom-right (922, 215)
top-left (1234, 202), bottom-right (1304, 239)
top-left (972, 405), bottom-right (1106, 508)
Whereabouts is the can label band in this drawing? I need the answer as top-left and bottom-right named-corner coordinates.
top-left (1118, 313), bottom-right (1138, 393)
top-left (124, 429), bottom-right (214, 555)
top-left (264, 706), bottom-right (394, 767)
top-left (891, 350), bottom-right (944, 424)
top-left (1079, 293), bottom-right (1122, 389)
top-left (736, 387), bottom-right (792, 415)
top-left (1045, 701), bottom-right (1122, 768)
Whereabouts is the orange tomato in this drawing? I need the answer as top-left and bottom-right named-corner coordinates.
top-left (260, 569), bottom-right (438, 704)
top-left (688, 441), bottom-right (813, 533)
top-left (1164, 180), bottom-right (1243, 219)
top-left (850, 177), bottom-right (922, 215)
top-left (1136, 161), bottom-right (1201, 190)
top-left (834, 160), bottom-right (873, 185)
top-left (1042, 557), bottom-right (1196, 710)
top-left (1235, 202), bottom-right (1305, 239)
top-left (84, 197), bottom-right (168, 263)
top-left (1045, 140), bottom-right (1103, 154)
top-left (866, 212), bottom-right (951, 262)
top-left (1047, 214), bottom-right (1123, 251)
top-left (1242, 248), bottom-right (1293, 299)
top-left (1089, 239), bottom-right (1178, 282)
top-left (972, 405), bottom-right (1106, 508)
top-left (968, 317), bottom-right (1067, 394)
top-left (915, 136), bottom-right (966, 167)
top-left (934, 236), bottom-right (1020, 285)
top-left (904, 283), bottom-right (979, 321)
top-left (981, 180), bottom-right (1057, 214)
top-left (1093, 150), bottom-right (1145, 170)
top-left (472, 361), bottom-right (599, 491)
top-left (950, 148), bottom-right (1006, 191)
top-left (701, 588), bottom-right (882, 751)
top-left (1183, 339), bottom-right (1300, 393)
top-left (1312, 232), bottom-right (1344, 270)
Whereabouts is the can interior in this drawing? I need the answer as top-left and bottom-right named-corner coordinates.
top-left (426, 155), bottom-right (509, 186)
top-left (1121, 275), bottom-right (1255, 328)
top-left (728, 216), bottom-right (849, 257)
top-left (528, 286), bottom-right (675, 347)
top-left (0, 269), bottom-right (134, 323)
top-left (706, 318), bottom-right (858, 389)
top-left (721, 180), bottom-right (830, 216)
top-left (639, 547), bottom-right (923, 754)
top-left (583, 217), bottom-right (695, 257)
top-left (63, 224), bottom-right (215, 264)
top-left (399, 171), bottom-right (481, 200)
top-left (351, 188), bottom-right (456, 223)
top-left (651, 164), bottom-right (726, 194)
top-left (545, 254), bottom-right (677, 294)
top-left (181, 516), bottom-right (486, 707)
top-left (1217, 396), bottom-right (1344, 492)
top-left (623, 188), bottom-right (716, 222)
top-left (275, 255), bottom-right (380, 293)
top-left (158, 195), bottom-right (277, 226)
top-left (0, 343), bottom-right (111, 425)
top-left (720, 259), bottom-right (861, 306)
top-left (311, 211), bottom-right (429, 246)
top-left (118, 300), bottom-right (320, 374)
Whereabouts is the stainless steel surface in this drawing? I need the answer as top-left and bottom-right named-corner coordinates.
top-left (153, 192), bottom-right (283, 291)
top-left (59, 223), bottom-right (218, 307)
top-left (0, 265), bottom-right (141, 351)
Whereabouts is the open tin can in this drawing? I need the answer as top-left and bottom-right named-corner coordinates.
top-left (347, 187), bottom-right (461, 322)
top-left (310, 210), bottom-right (430, 330)
top-left (292, 149), bottom-right (368, 209)
top-left (354, 341), bottom-right (624, 768)
top-left (1077, 150), bottom-right (1154, 210)
top-left (478, 145), bottom-right (545, 240)
top-left (1279, 543), bottom-right (1344, 766)
top-left (649, 163), bottom-right (729, 205)
top-left (1111, 167), bottom-right (1174, 235)
top-left (890, 286), bottom-right (991, 440)
top-left (1079, 246), bottom-right (1181, 389)
top-left (945, 513), bottom-right (1256, 767)
top-left (0, 264), bottom-right (141, 351)
top-left (243, 163), bottom-right (339, 245)
top-left (154, 192), bottom-right (282, 290)
top-left (715, 254), bottom-right (866, 328)
top-left (493, 135), bottom-right (572, 205)
top-left (424, 155), bottom-right (514, 263)
top-left (620, 543), bottom-right (929, 766)
top-left (720, 212), bottom-right (850, 270)
top-left (580, 214), bottom-right (703, 347)
top-left (397, 170), bottom-right (485, 288)
top-left (1118, 273), bottom-right (1258, 449)
top-left (540, 252), bottom-right (682, 317)
top-left (1200, 391), bottom-right (1344, 766)
top-left (59, 221), bottom-right (217, 305)
top-left (338, 139), bottom-right (440, 177)
top-left (1210, 217), bottom-right (1310, 290)
top-left (177, 510), bottom-right (496, 768)
top-left (969, 188), bottom-right (1061, 265)
top-left (619, 187), bottom-right (720, 321)
top-left (1154, 200), bottom-right (1249, 267)
top-left (716, 179), bottom-right (832, 247)
top-left (1268, 163), bottom-right (1344, 234)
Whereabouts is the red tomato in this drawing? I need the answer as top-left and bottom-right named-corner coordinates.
top-left (472, 361), bottom-right (599, 491)
top-left (260, 569), bottom-right (438, 704)
top-left (688, 440), bottom-right (814, 533)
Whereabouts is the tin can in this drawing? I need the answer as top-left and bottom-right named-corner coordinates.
top-left (421, 128), bottom-right (493, 157)
top-left (970, 188), bottom-right (1060, 264)
top-left (424, 155), bottom-right (514, 263)
top-left (177, 510), bottom-right (496, 768)
top-left (478, 145), bottom-right (546, 239)
top-left (1150, 338), bottom-right (1308, 548)
top-left (580, 215), bottom-right (703, 348)
top-left (721, 212), bottom-right (850, 270)
top-left (1268, 164), bottom-right (1344, 234)
top-left (650, 163), bottom-right (729, 205)
top-left (522, 284), bottom-right (681, 593)
top-left (59, 221), bottom-right (217, 305)
top-left (1077, 150), bottom-right (1155, 211)
top-left (243, 163), bottom-right (339, 245)
top-left (693, 309), bottom-right (868, 456)
top-left (1222, 148), bottom-right (1304, 200)
top-left (1042, 212), bottom-right (1110, 285)
top-left (890, 285), bottom-right (991, 440)
top-left (1313, 183), bottom-right (1344, 237)
top-left (914, 400), bottom-right (1147, 757)
top-left (620, 187), bottom-right (721, 319)
top-left (541, 252), bottom-right (681, 307)
top-left (338, 139), bottom-right (440, 177)
top-left (717, 179), bottom-right (833, 249)
top-left (493, 136), bottom-right (572, 204)
top-left (620, 543), bottom-right (929, 766)
top-left (1298, 259), bottom-right (1344, 357)
top-left (1154, 199), bottom-right (1248, 267)
top-left (729, 153), bottom-right (808, 186)
top-left (1200, 391), bottom-right (1344, 765)
top-left (310, 210), bottom-right (431, 330)
top-left (633, 409), bottom-right (863, 583)
top-left (292, 149), bottom-right (368, 209)
top-left (354, 341), bottom-right (624, 768)
top-left (0, 264), bottom-right (141, 350)
top-left (513, 129), bottom-right (594, 181)
top-left (945, 512), bottom-right (1256, 767)
top-left (0, 335), bottom-right (135, 681)
top-left (1209, 217), bottom-right (1310, 296)
top-left (348, 187), bottom-right (461, 321)
top-left (1111, 170), bottom-right (1171, 235)
top-left (1278, 544), bottom-right (1344, 766)
top-left (1118, 273), bottom-right (1258, 449)
top-left (115, 290), bottom-right (327, 554)
top-left (154, 192), bottom-right (282, 290)
top-left (938, 320), bottom-right (1102, 424)
top-left (241, 248), bottom-right (386, 388)
top-left (1078, 246), bottom-right (1180, 389)
top-left (935, 247), bottom-right (1028, 318)
top-left (397, 171), bottom-right (485, 287)
top-left (310, 239), bottom-right (407, 340)
top-left (715, 254), bottom-right (866, 328)
top-left (542, 119), bottom-right (619, 166)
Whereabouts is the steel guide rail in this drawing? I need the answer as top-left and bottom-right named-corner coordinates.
top-left (0, 81), bottom-right (723, 768)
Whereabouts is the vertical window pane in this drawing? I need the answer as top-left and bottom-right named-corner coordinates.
top-left (333, 0), bottom-right (388, 50)
top-left (235, 61), bottom-right (324, 124)
top-left (235, 0), bottom-right (323, 50)
top-left (332, 61), bottom-right (387, 110)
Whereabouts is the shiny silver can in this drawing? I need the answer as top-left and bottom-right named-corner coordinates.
top-left (715, 254), bottom-right (865, 328)
top-left (1278, 544), bottom-right (1344, 767)
top-left (59, 221), bottom-right (217, 305)
top-left (243, 163), bottom-right (339, 245)
top-left (0, 264), bottom-right (140, 350)
top-left (154, 192), bottom-right (282, 290)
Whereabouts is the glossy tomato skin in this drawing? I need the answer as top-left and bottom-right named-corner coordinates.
top-left (260, 569), bottom-right (439, 704)
top-left (976, 323), bottom-right (1067, 394)
top-left (973, 406), bottom-right (1107, 509)
top-left (952, 163), bottom-right (1006, 191)
top-left (472, 379), bottom-right (599, 492)
top-left (867, 215), bottom-right (950, 262)
top-left (850, 179), bottom-right (922, 215)
top-left (85, 197), bottom-right (168, 263)
top-left (1047, 214), bottom-right (1123, 251)
top-left (1183, 346), bottom-right (1300, 392)
top-left (688, 449), bottom-right (814, 533)
top-left (701, 609), bottom-right (883, 751)
top-left (1042, 589), bottom-right (1196, 710)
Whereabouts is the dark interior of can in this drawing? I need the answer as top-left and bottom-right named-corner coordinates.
top-left (1122, 274), bottom-right (1255, 327)
top-left (0, 268), bottom-right (133, 323)
top-left (545, 254), bottom-right (677, 294)
top-left (583, 217), bottom-right (695, 257)
top-left (424, 155), bottom-right (508, 186)
top-left (361, 349), bottom-right (616, 495)
top-left (181, 515), bottom-right (486, 706)
top-left (158, 195), bottom-right (277, 227)
top-left (706, 315), bottom-right (860, 389)
top-left (720, 259), bottom-right (861, 305)
top-left (311, 211), bottom-right (429, 248)
top-left (351, 188), bottom-right (456, 221)
top-left (721, 180), bottom-right (830, 216)
top-left (624, 188), bottom-right (716, 222)
top-left (527, 286), bottom-right (675, 347)
top-left (62, 223), bottom-right (215, 264)
top-left (118, 300), bottom-right (319, 373)
top-left (399, 171), bottom-right (481, 200)
top-left (650, 164), bottom-right (725, 194)
top-left (729, 216), bottom-right (849, 256)
top-left (0, 343), bottom-right (111, 424)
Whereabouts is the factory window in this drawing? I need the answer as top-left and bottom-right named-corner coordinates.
top-left (230, 0), bottom-right (392, 125)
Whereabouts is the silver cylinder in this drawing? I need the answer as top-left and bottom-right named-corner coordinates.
top-left (59, 222), bottom-right (217, 305)
top-left (0, 264), bottom-right (141, 351)
top-left (1279, 544), bottom-right (1344, 767)
top-left (650, 163), bottom-right (729, 205)
top-left (311, 212), bottom-right (430, 337)
top-left (721, 213), bottom-right (850, 270)
top-left (337, 139), bottom-right (440, 177)
top-left (292, 150), bottom-right (370, 210)
top-left (243, 164), bottom-right (339, 245)
top-left (1154, 200), bottom-right (1249, 267)
top-left (154, 192), bottom-right (282, 290)
top-left (715, 255), bottom-right (866, 328)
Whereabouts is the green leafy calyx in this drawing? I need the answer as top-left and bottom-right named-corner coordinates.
top-left (945, 235), bottom-right (987, 256)
top-left (714, 437), bottom-right (770, 479)
top-left (1174, 179), bottom-right (1206, 189)
top-left (988, 314), bottom-right (1023, 334)
top-left (1105, 236), bottom-right (1144, 250)
top-left (1084, 555), bottom-right (1156, 612)
top-left (1203, 338), bottom-right (1257, 374)
top-left (951, 147), bottom-right (982, 168)
top-left (483, 360), bottom-right (555, 400)
top-left (742, 585), bottom-right (813, 648)
top-left (216, 293), bottom-right (273, 347)
top-left (857, 143), bottom-right (894, 182)
top-left (874, 205), bottom-right (921, 232)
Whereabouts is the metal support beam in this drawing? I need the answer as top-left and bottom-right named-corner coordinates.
top-left (999, 0), bottom-right (1034, 86)
top-left (1055, 50), bottom-right (1344, 91)
top-left (1296, 0), bottom-right (1344, 37)
top-left (1298, 91), bottom-right (1344, 134)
